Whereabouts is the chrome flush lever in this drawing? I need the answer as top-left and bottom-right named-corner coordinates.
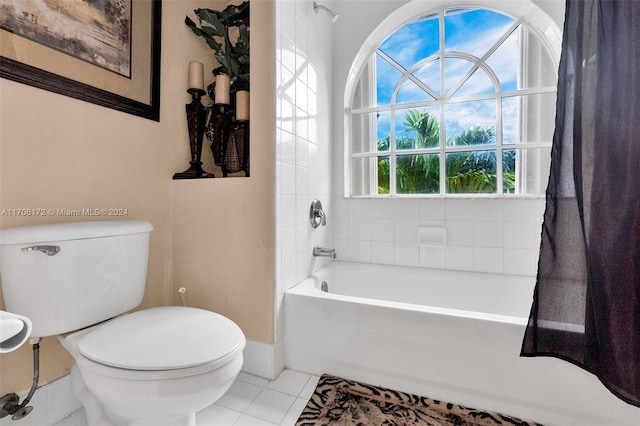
top-left (21, 245), bottom-right (60, 256)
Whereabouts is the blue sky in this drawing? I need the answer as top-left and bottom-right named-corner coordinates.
top-left (372, 8), bottom-right (525, 146)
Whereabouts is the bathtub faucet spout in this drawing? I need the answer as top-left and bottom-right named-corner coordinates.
top-left (313, 246), bottom-right (336, 258)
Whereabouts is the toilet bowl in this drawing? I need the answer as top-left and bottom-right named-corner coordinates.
top-left (60, 306), bottom-right (245, 426)
top-left (0, 220), bottom-right (246, 425)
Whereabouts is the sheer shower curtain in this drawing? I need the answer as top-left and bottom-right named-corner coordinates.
top-left (521, 0), bottom-right (640, 406)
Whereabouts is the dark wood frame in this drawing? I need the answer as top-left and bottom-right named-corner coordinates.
top-left (0, 0), bottom-right (162, 122)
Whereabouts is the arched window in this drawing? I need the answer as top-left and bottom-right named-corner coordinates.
top-left (346, 5), bottom-right (560, 197)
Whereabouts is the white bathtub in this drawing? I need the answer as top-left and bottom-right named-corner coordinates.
top-left (285, 262), bottom-right (640, 426)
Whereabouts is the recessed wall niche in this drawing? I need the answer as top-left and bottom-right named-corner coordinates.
top-left (175, 1), bottom-right (250, 179)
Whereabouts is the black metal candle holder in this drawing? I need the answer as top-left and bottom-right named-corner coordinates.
top-left (208, 103), bottom-right (232, 168)
top-left (204, 82), bottom-right (250, 177)
top-left (207, 107), bottom-right (250, 177)
top-left (173, 88), bottom-right (215, 179)
top-left (231, 119), bottom-right (250, 177)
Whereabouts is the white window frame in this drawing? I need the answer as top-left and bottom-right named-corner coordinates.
top-left (344, 0), bottom-right (562, 198)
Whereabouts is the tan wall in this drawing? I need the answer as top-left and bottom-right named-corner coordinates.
top-left (0, 0), bottom-right (274, 395)
top-left (171, 0), bottom-right (275, 343)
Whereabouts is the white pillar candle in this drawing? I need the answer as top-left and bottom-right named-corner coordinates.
top-left (215, 73), bottom-right (231, 105)
top-left (188, 61), bottom-right (204, 90)
top-left (236, 90), bottom-right (250, 120)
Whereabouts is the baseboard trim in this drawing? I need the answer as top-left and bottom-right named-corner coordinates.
top-left (241, 338), bottom-right (284, 380)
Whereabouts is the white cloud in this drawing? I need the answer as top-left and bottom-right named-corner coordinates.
top-left (445, 100), bottom-right (496, 138)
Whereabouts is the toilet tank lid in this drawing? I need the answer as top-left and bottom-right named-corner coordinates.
top-left (0, 220), bottom-right (153, 245)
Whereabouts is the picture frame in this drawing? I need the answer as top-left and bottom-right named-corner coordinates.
top-left (0, 0), bottom-right (162, 122)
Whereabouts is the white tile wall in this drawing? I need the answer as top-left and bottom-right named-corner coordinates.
top-left (274, 0), bottom-right (334, 350)
top-left (332, 197), bottom-right (545, 276)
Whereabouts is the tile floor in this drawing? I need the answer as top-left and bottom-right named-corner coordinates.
top-left (55, 369), bottom-right (319, 426)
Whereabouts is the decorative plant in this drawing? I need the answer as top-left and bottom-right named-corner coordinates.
top-left (185, 2), bottom-right (250, 101)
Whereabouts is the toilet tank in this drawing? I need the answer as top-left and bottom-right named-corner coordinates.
top-left (0, 220), bottom-right (153, 338)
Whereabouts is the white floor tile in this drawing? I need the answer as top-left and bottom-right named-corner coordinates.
top-left (50, 369), bottom-right (317, 426)
top-left (196, 404), bottom-right (242, 425)
top-left (52, 409), bottom-right (87, 426)
top-left (244, 389), bottom-right (296, 424)
top-left (215, 381), bottom-right (264, 413)
top-left (233, 414), bottom-right (278, 426)
top-left (298, 375), bottom-right (320, 400)
top-left (279, 397), bottom-right (309, 426)
top-left (237, 372), bottom-right (270, 387)
top-left (266, 370), bottom-right (311, 396)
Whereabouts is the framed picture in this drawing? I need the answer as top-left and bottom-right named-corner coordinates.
top-left (0, 0), bottom-right (162, 122)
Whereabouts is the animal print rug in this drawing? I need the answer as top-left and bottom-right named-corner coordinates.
top-left (296, 374), bottom-right (541, 426)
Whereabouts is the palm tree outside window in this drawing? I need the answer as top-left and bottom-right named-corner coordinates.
top-left (347, 7), bottom-right (557, 196)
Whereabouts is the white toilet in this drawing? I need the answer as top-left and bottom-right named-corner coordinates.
top-left (0, 220), bottom-right (245, 426)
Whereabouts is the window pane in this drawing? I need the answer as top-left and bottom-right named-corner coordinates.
top-left (502, 149), bottom-right (517, 194)
top-left (380, 12), bottom-right (439, 70)
top-left (351, 156), bottom-right (379, 196)
top-left (412, 59), bottom-right (440, 96)
top-left (396, 77), bottom-right (435, 104)
top-left (445, 99), bottom-right (496, 145)
top-left (504, 147), bottom-right (551, 195)
top-left (451, 66), bottom-right (496, 98)
top-left (352, 56), bottom-right (377, 109)
top-left (396, 154), bottom-right (440, 194)
top-left (444, 57), bottom-right (474, 95)
top-left (502, 93), bottom-right (556, 144)
top-left (395, 107), bottom-right (440, 150)
top-left (486, 25), bottom-right (557, 91)
top-left (446, 151), bottom-right (497, 194)
top-left (377, 156), bottom-right (391, 194)
top-left (376, 54), bottom-right (403, 106)
top-left (351, 111), bottom-right (391, 153)
top-left (485, 27), bottom-right (519, 91)
top-left (518, 29), bottom-right (557, 89)
top-left (445, 8), bottom-right (515, 59)
top-left (376, 111), bottom-right (391, 151)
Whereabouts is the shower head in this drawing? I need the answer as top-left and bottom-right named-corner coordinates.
top-left (313, 1), bottom-right (339, 23)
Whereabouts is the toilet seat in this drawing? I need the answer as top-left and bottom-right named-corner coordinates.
top-left (73, 306), bottom-right (245, 380)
